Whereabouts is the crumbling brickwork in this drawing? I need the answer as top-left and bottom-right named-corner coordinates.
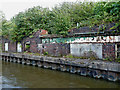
top-left (2, 37), bottom-right (17, 52)
top-left (22, 30), bottom-right (42, 53)
top-left (41, 43), bottom-right (70, 56)
top-left (102, 43), bottom-right (116, 60)
top-left (9, 41), bottom-right (17, 52)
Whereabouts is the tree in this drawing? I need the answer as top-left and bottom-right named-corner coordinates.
top-left (2, 1), bottom-right (120, 41)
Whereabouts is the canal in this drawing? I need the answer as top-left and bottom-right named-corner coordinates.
top-left (1, 60), bottom-right (120, 88)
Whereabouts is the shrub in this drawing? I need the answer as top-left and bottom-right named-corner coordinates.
top-left (44, 52), bottom-right (48, 55)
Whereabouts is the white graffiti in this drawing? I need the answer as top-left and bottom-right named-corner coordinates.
top-left (72, 36), bottom-right (120, 43)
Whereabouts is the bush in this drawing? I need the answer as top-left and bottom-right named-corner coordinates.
top-left (44, 52), bottom-right (48, 55)
top-left (115, 58), bottom-right (120, 62)
top-left (26, 44), bottom-right (30, 49)
top-left (83, 51), bottom-right (98, 60)
top-left (65, 54), bottom-right (74, 58)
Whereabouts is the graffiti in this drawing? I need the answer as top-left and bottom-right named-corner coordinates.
top-left (42, 36), bottom-right (120, 43)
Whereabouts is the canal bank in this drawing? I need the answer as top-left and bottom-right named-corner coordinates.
top-left (1, 60), bottom-right (120, 88)
top-left (2, 60), bottom-right (120, 88)
top-left (1, 52), bottom-right (120, 82)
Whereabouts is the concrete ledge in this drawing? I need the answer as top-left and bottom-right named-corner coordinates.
top-left (1, 52), bottom-right (120, 73)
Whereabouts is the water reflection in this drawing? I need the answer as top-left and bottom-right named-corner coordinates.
top-left (2, 60), bottom-right (120, 88)
top-left (0, 60), bottom-right (2, 89)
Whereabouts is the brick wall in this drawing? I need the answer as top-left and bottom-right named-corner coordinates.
top-left (2, 37), bottom-right (17, 52)
top-left (9, 41), bottom-right (17, 52)
top-left (2, 38), bottom-right (5, 51)
top-left (102, 43), bottom-right (116, 60)
top-left (30, 37), bottom-right (39, 53)
top-left (2, 37), bottom-right (9, 52)
top-left (22, 30), bottom-right (42, 53)
top-left (41, 43), bottom-right (70, 56)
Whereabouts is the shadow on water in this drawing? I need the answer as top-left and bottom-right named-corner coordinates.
top-left (2, 60), bottom-right (120, 88)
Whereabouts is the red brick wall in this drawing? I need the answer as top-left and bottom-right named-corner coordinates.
top-left (2, 37), bottom-right (9, 52)
top-left (41, 43), bottom-right (70, 56)
top-left (2, 30), bottom-right (46, 53)
top-left (2, 37), bottom-right (17, 52)
top-left (22, 30), bottom-right (42, 53)
top-left (2, 39), bottom-right (5, 51)
top-left (102, 43), bottom-right (116, 60)
top-left (9, 41), bottom-right (17, 52)
top-left (30, 37), bottom-right (39, 53)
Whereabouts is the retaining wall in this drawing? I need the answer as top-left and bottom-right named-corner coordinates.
top-left (1, 53), bottom-right (120, 82)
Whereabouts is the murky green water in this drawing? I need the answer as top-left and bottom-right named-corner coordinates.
top-left (0, 60), bottom-right (2, 89)
top-left (1, 60), bottom-right (120, 88)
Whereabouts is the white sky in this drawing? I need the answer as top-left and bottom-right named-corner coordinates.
top-left (0, 0), bottom-right (107, 20)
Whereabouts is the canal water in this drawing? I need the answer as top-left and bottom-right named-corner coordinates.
top-left (1, 60), bottom-right (120, 88)
top-left (0, 60), bottom-right (2, 89)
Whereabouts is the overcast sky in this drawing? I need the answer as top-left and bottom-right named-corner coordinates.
top-left (0, 0), bottom-right (106, 20)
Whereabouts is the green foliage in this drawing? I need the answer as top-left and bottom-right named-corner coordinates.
top-left (25, 44), bottom-right (30, 49)
top-left (65, 54), bottom-right (87, 59)
top-left (89, 56), bottom-right (98, 60)
top-left (103, 57), bottom-right (114, 62)
top-left (103, 58), bottom-right (109, 61)
top-left (2, 20), bottom-right (14, 39)
top-left (65, 54), bottom-right (74, 58)
top-left (116, 58), bottom-right (120, 62)
top-left (44, 51), bottom-right (48, 55)
top-left (105, 1), bottom-right (120, 16)
top-left (1, 1), bottom-right (120, 41)
top-left (29, 35), bottom-right (34, 38)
